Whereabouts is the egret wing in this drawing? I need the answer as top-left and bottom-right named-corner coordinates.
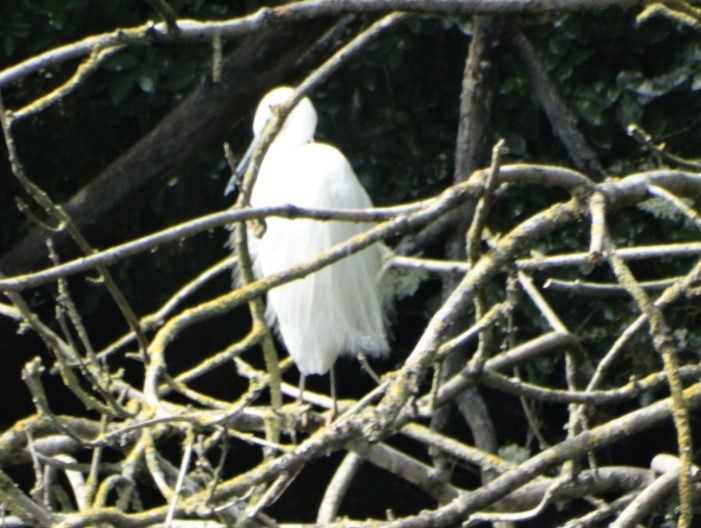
top-left (250, 143), bottom-right (388, 374)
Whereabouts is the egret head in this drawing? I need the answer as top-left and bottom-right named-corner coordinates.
top-left (252, 86), bottom-right (317, 145)
top-left (224, 86), bottom-right (318, 196)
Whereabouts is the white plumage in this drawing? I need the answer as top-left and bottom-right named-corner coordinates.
top-left (237, 86), bottom-right (389, 376)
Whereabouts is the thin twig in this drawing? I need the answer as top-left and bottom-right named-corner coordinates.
top-left (317, 453), bottom-right (363, 523)
top-left (604, 234), bottom-right (694, 528)
top-left (165, 428), bottom-right (194, 528)
top-left (0, 93), bottom-right (150, 357)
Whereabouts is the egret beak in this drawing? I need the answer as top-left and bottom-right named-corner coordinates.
top-left (224, 138), bottom-right (258, 196)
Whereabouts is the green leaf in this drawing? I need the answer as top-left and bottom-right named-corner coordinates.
top-left (692, 72), bottom-right (701, 91)
top-left (160, 68), bottom-right (197, 91)
top-left (574, 97), bottom-right (605, 125)
top-left (616, 91), bottom-right (643, 127)
top-left (503, 131), bottom-right (527, 157)
top-left (387, 46), bottom-right (403, 71)
top-left (632, 67), bottom-right (690, 98)
top-left (3, 34), bottom-right (14, 56)
top-left (361, 68), bottom-right (378, 92)
top-left (568, 47), bottom-right (594, 66)
top-left (616, 70), bottom-right (643, 90)
top-left (102, 53), bottom-right (139, 72)
top-left (498, 443), bottom-right (530, 464)
top-left (138, 69), bottom-right (158, 94)
top-left (109, 71), bottom-right (137, 105)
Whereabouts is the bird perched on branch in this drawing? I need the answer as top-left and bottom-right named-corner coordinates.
top-left (226, 86), bottom-right (389, 408)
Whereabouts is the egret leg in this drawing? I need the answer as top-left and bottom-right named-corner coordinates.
top-left (296, 373), bottom-right (308, 433)
top-left (297, 374), bottom-right (306, 404)
top-left (329, 366), bottom-right (338, 422)
top-left (358, 351), bottom-right (382, 384)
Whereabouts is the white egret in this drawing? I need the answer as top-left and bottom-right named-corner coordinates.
top-left (226, 86), bottom-right (389, 407)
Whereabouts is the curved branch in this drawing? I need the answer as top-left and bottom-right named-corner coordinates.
top-left (0, 0), bottom-right (640, 90)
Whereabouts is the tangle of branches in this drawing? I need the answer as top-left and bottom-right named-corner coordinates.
top-left (1, 1), bottom-right (700, 528)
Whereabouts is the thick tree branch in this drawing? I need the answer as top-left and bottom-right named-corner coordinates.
top-left (0, 19), bottom-right (332, 275)
top-left (508, 26), bottom-right (605, 181)
top-left (0, 0), bottom-right (642, 91)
